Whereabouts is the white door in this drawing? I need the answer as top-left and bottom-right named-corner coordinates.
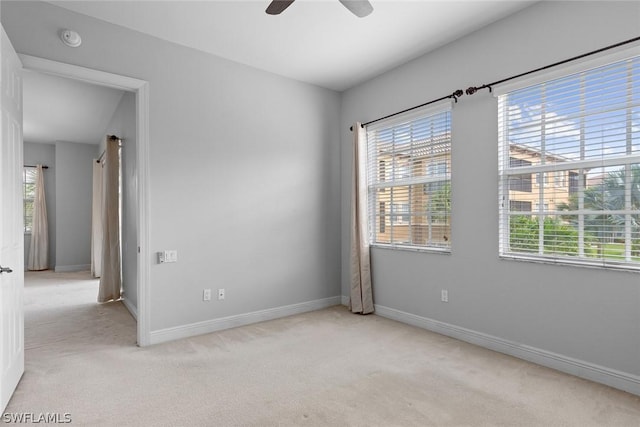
top-left (0, 25), bottom-right (24, 413)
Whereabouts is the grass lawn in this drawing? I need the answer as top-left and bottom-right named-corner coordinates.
top-left (585, 242), bottom-right (640, 262)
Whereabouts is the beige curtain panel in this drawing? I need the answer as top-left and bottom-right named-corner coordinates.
top-left (350, 123), bottom-right (374, 314)
top-left (27, 164), bottom-right (48, 271)
top-left (98, 137), bottom-right (122, 303)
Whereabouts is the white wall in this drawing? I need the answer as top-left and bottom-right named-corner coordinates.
top-left (341, 0), bottom-right (640, 389)
top-left (23, 141), bottom-right (55, 268)
top-left (1, 1), bottom-right (342, 333)
top-left (54, 141), bottom-right (98, 271)
top-left (105, 92), bottom-right (138, 314)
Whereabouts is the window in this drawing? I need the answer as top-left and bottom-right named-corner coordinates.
top-left (498, 54), bottom-right (640, 269)
top-left (366, 103), bottom-right (451, 251)
top-left (510, 200), bottom-right (532, 212)
top-left (427, 160), bottom-right (447, 177)
top-left (23, 167), bottom-right (37, 233)
top-left (509, 157), bottom-right (532, 192)
top-left (379, 160), bottom-right (386, 192)
top-left (568, 171), bottom-right (580, 195)
top-left (391, 203), bottom-right (410, 225)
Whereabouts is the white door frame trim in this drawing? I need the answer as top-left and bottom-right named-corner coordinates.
top-left (19, 54), bottom-right (151, 346)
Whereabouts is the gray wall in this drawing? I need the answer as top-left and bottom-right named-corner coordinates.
top-left (23, 141), bottom-right (55, 268)
top-left (341, 1), bottom-right (640, 377)
top-left (6, 0), bottom-right (639, 390)
top-left (54, 141), bottom-right (99, 271)
top-left (105, 92), bottom-right (138, 312)
top-left (1, 1), bottom-right (342, 331)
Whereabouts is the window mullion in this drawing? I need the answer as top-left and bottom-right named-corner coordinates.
top-left (624, 61), bottom-right (634, 261)
top-left (578, 168), bottom-right (586, 257)
top-left (625, 165), bottom-right (632, 261)
top-left (408, 185), bottom-right (413, 245)
top-left (538, 84), bottom-right (547, 255)
top-left (427, 188), bottom-right (432, 246)
top-left (390, 173), bottom-right (394, 245)
top-left (578, 74), bottom-right (586, 257)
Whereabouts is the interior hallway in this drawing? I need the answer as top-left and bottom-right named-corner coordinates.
top-left (23, 270), bottom-right (136, 356)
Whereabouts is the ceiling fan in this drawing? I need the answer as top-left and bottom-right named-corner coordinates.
top-left (266, 0), bottom-right (374, 18)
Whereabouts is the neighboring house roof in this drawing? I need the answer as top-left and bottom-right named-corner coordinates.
top-left (508, 142), bottom-right (573, 163)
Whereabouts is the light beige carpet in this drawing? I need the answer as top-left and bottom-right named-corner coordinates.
top-left (3, 270), bottom-right (640, 426)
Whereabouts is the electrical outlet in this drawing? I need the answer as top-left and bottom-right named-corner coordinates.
top-left (441, 289), bottom-right (449, 303)
top-left (218, 289), bottom-right (225, 300)
top-left (203, 289), bottom-right (211, 301)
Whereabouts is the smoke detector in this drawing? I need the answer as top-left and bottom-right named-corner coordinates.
top-left (60, 29), bottom-right (82, 48)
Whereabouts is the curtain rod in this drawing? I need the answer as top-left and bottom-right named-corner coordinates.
top-left (24, 165), bottom-right (49, 169)
top-left (349, 90), bottom-right (463, 132)
top-left (96, 135), bottom-right (122, 163)
top-left (350, 36), bottom-right (639, 131)
top-left (465, 35), bottom-right (640, 96)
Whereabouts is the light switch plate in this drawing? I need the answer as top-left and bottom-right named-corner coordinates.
top-left (166, 250), bottom-right (178, 263)
top-left (158, 250), bottom-right (178, 263)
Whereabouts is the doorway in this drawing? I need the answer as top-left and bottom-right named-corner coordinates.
top-left (24, 270), bottom-right (136, 350)
top-left (20, 54), bottom-right (150, 346)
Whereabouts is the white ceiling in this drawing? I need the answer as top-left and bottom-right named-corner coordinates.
top-left (22, 70), bottom-right (125, 145)
top-left (26, 0), bottom-right (535, 145)
top-left (48, 0), bottom-right (536, 91)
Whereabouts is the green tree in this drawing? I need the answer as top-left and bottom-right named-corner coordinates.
top-left (557, 165), bottom-right (640, 257)
top-left (429, 182), bottom-right (450, 223)
top-left (510, 215), bottom-right (539, 252)
top-left (510, 215), bottom-right (579, 255)
top-left (603, 165), bottom-right (640, 227)
top-left (605, 165), bottom-right (640, 256)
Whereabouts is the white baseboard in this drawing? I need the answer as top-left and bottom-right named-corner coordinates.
top-left (374, 304), bottom-right (640, 397)
top-left (122, 297), bottom-right (137, 320)
top-left (54, 264), bottom-right (90, 272)
top-left (341, 295), bottom-right (350, 306)
top-left (149, 296), bottom-right (342, 346)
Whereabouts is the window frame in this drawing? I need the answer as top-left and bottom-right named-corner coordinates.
top-left (496, 47), bottom-right (640, 271)
top-left (365, 100), bottom-right (453, 253)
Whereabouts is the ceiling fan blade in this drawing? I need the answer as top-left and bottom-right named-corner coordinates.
top-left (266, 0), bottom-right (296, 15)
top-left (338, 0), bottom-right (374, 18)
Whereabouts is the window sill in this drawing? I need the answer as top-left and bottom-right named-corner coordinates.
top-left (371, 243), bottom-right (451, 255)
top-left (499, 253), bottom-right (640, 273)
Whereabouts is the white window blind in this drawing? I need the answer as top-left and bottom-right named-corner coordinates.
top-left (498, 54), bottom-right (640, 269)
top-left (366, 103), bottom-right (452, 251)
